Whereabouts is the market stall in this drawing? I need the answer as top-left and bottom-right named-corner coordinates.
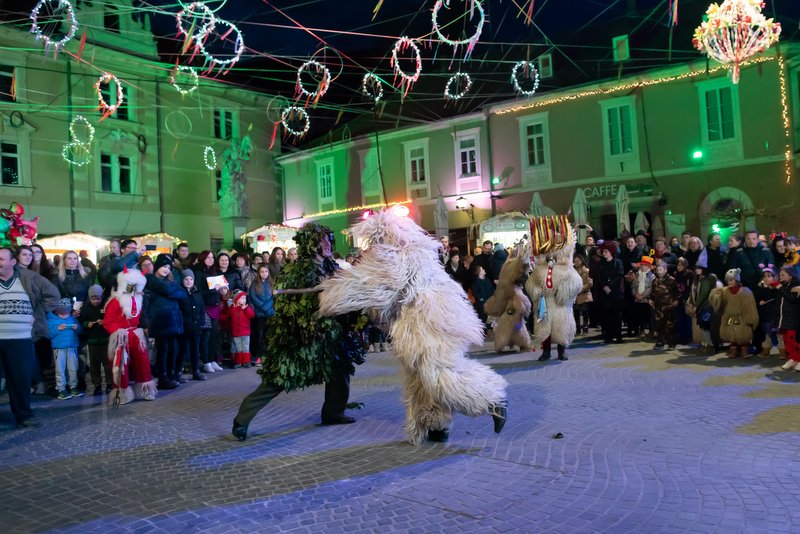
top-left (476, 212), bottom-right (531, 250)
top-left (37, 232), bottom-right (110, 263)
top-left (242, 224), bottom-right (298, 254)
top-left (131, 233), bottom-right (184, 256)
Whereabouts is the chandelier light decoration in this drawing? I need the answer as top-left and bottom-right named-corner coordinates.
top-left (30, 0), bottom-right (78, 56)
top-left (511, 60), bottom-right (540, 96)
top-left (94, 73), bottom-right (124, 119)
top-left (281, 106), bottom-right (311, 140)
top-left (296, 60), bottom-right (332, 104)
top-left (692, 0), bottom-right (781, 84)
top-left (361, 73), bottom-right (384, 105)
top-left (391, 37), bottom-right (422, 97)
top-left (445, 71), bottom-right (473, 100)
top-left (432, 0), bottom-right (485, 61)
top-left (171, 65), bottom-right (199, 96)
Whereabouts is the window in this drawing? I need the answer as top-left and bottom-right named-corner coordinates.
top-left (100, 153), bottom-right (133, 193)
top-left (0, 65), bottom-right (15, 102)
top-left (402, 138), bottom-right (430, 199)
top-left (599, 96), bottom-right (640, 176)
top-left (704, 87), bottom-right (735, 142)
top-left (518, 112), bottom-right (551, 185)
top-left (697, 77), bottom-right (742, 162)
top-left (104, 6), bottom-right (120, 33)
top-left (100, 81), bottom-right (129, 121)
top-left (214, 109), bottom-right (235, 140)
top-left (453, 128), bottom-right (482, 193)
top-left (214, 170), bottom-right (223, 202)
top-left (459, 137), bottom-right (478, 177)
top-left (316, 159), bottom-right (334, 206)
top-left (538, 53), bottom-right (553, 79)
top-left (409, 147), bottom-right (426, 183)
top-left (1, 142), bottom-right (19, 185)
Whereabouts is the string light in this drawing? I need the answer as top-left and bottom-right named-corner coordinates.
top-left (296, 60), bottom-right (332, 100)
top-left (391, 37), bottom-right (422, 96)
top-left (445, 71), bottom-right (473, 100)
top-left (777, 53), bottom-right (793, 185)
top-left (61, 141), bottom-right (92, 167)
top-left (203, 146), bottom-right (216, 170)
top-left (196, 17), bottom-right (245, 72)
top-left (95, 73), bottom-right (124, 116)
top-left (361, 73), bottom-right (384, 105)
top-left (69, 115), bottom-right (95, 144)
top-left (281, 106), bottom-right (311, 138)
top-left (30, 0), bottom-right (78, 55)
top-left (432, 0), bottom-right (485, 60)
top-left (176, 2), bottom-right (215, 39)
top-left (511, 60), bottom-right (540, 96)
top-left (300, 200), bottom-right (413, 220)
top-left (693, 0), bottom-right (781, 84)
top-left (171, 65), bottom-right (199, 96)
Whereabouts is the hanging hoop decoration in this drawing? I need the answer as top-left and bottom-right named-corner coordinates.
top-left (171, 65), bottom-right (199, 96)
top-left (95, 73), bottom-right (124, 117)
top-left (30, 0), bottom-right (79, 55)
top-left (178, 0), bottom-right (228, 13)
top-left (361, 73), bottom-right (384, 105)
top-left (164, 110), bottom-right (193, 139)
top-left (69, 115), bottom-right (95, 145)
top-left (203, 146), bottom-right (217, 170)
top-left (511, 60), bottom-right (540, 96)
top-left (195, 17), bottom-right (245, 73)
top-left (61, 141), bottom-right (92, 167)
top-left (176, 2), bottom-right (215, 39)
top-left (445, 71), bottom-right (472, 100)
top-left (9, 111), bottom-right (25, 128)
top-left (432, 0), bottom-right (485, 60)
top-left (296, 60), bottom-right (332, 102)
top-left (391, 37), bottom-right (423, 96)
top-left (310, 46), bottom-right (345, 82)
top-left (281, 106), bottom-right (310, 139)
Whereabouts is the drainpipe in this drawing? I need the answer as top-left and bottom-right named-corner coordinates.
top-left (155, 80), bottom-right (165, 232)
top-left (67, 62), bottom-right (75, 232)
top-left (484, 108), bottom-right (497, 216)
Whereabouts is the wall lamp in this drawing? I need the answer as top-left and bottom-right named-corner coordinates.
top-left (455, 196), bottom-right (475, 221)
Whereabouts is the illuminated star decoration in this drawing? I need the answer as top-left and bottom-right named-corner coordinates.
top-left (432, 0), bottom-right (485, 61)
top-left (296, 60), bottom-right (332, 106)
top-left (281, 106), bottom-right (311, 139)
top-left (692, 0), bottom-right (781, 84)
top-left (390, 37), bottom-right (422, 97)
top-left (445, 71), bottom-right (473, 100)
top-left (62, 115), bottom-right (94, 167)
top-left (95, 72), bottom-right (124, 120)
top-left (361, 73), bottom-right (384, 105)
top-left (195, 17), bottom-right (245, 75)
top-left (30, 0), bottom-right (78, 56)
top-left (511, 60), bottom-right (540, 96)
top-left (171, 65), bottom-right (199, 96)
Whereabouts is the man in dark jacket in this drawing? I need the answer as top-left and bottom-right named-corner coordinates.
top-left (653, 237), bottom-right (678, 274)
top-left (471, 240), bottom-right (495, 285)
top-left (596, 242), bottom-right (625, 343)
top-left (728, 230), bottom-right (774, 290)
top-left (705, 233), bottom-right (728, 281)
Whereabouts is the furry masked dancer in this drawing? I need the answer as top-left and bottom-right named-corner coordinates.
top-left (317, 210), bottom-right (508, 445)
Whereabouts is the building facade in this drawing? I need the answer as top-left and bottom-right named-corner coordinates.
top-left (0, 1), bottom-right (282, 251)
top-left (278, 47), bottom-right (800, 252)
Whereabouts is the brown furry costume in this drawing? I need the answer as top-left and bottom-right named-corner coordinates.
top-left (710, 268), bottom-right (759, 357)
top-left (485, 257), bottom-right (532, 352)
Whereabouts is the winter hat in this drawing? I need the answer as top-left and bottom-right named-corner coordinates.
top-left (761, 263), bottom-right (775, 276)
top-left (233, 289), bottom-right (247, 304)
top-left (154, 253), bottom-right (174, 272)
top-left (695, 249), bottom-right (709, 269)
top-left (181, 269), bottom-right (195, 280)
top-left (87, 284), bottom-right (103, 299)
top-left (55, 298), bottom-right (73, 312)
top-left (725, 268), bottom-right (741, 283)
top-left (598, 241), bottom-right (618, 255)
top-left (494, 243), bottom-right (505, 253)
top-left (637, 255), bottom-right (654, 268)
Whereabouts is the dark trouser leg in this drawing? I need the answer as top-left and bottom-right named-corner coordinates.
top-left (199, 329), bottom-right (211, 364)
top-left (234, 381), bottom-right (284, 427)
top-left (752, 321), bottom-right (767, 352)
top-left (155, 337), bottom-right (168, 380)
top-left (208, 319), bottom-right (221, 362)
top-left (167, 337), bottom-right (178, 379)
top-left (34, 338), bottom-right (53, 391)
top-left (321, 369), bottom-right (350, 422)
top-left (0, 339), bottom-right (35, 423)
top-left (88, 344), bottom-right (106, 388)
top-left (183, 332), bottom-right (201, 374)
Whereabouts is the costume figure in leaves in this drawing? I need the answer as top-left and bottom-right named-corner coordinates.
top-left (231, 222), bottom-right (366, 441)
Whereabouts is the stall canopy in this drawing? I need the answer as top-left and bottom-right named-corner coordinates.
top-left (37, 232), bottom-right (110, 262)
top-left (478, 212), bottom-right (530, 250)
top-left (242, 224), bottom-right (298, 254)
top-left (132, 233), bottom-right (183, 256)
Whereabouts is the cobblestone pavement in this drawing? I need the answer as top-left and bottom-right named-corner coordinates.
top-left (2, 332), bottom-right (800, 533)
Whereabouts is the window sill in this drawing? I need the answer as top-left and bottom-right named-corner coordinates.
top-left (94, 191), bottom-right (141, 202)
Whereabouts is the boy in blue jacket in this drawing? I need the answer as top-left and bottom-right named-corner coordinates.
top-left (48, 298), bottom-right (83, 400)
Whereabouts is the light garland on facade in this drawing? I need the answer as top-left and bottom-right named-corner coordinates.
top-left (692, 0), bottom-right (781, 84)
top-left (432, 0), bottom-right (485, 60)
top-left (176, 2), bottom-right (215, 38)
top-left (63, 115), bottom-right (94, 167)
top-left (361, 73), bottom-right (384, 105)
top-left (69, 115), bottom-right (95, 144)
top-left (30, 0), bottom-right (78, 55)
top-left (196, 18), bottom-right (245, 72)
top-left (203, 146), bottom-right (216, 170)
top-left (445, 71), bottom-right (472, 100)
top-left (296, 60), bottom-right (331, 100)
top-left (281, 106), bottom-right (311, 138)
top-left (301, 200), bottom-right (413, 220)
top-left (511, 60), bottom-right (540, 96)
top-left (777, 53), bottom-right (793, 185)
top-left (391, 37), bottom-right (422, 96)
top-left (95, 73), bottom-right (124, 117)
top-left (171, 65), bottom-right (199, 96)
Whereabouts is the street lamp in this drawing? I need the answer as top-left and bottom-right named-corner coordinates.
top-left (455, 196), bottom-right (474, 221)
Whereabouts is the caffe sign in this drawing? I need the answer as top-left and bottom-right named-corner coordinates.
top-left (583, 182), bottom-right (654, 200)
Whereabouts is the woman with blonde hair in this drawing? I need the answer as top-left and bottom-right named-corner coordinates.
top-left (51, 250), bottom-right (92, 305)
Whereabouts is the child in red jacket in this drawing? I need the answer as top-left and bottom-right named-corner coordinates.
top-left (222, 290), bottom-right (256, 368)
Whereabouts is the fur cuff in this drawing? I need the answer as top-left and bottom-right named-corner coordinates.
top-left (134, 380), bottom-right (157, 401)
top-left (109, 386), bottom-right (134, 406)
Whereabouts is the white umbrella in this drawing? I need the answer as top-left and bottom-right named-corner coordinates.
top-left (615, 185), bottom-right (631, 237)
top-left (651, 214), bottom-right (665, 241)
top-left (634, 211), bottom-right (650, 234)
top-left (529, 192), bottom-right (545, 217)
top-left (433, 194), bottom-right (449, 238)
top-left (571, 188), bottom-right (589, 243)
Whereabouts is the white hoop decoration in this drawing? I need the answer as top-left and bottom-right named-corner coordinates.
top-left (391, 37), bottom-right (422, 96)
top-left (265, 95), bottom-right (289, 124)
top-left (176, 2), bottom-right (215, 39)
top-left (296, 60), bottom-right (332, 100)
top-left (511, 60), bottom-right (540, 96)
top-left (69, 116), bottom-right (95, 145)
top-left (178, 0), bottom-right (227, 13)
top-left (164, 110), bottom-right (193, 139)
top-left (432, 0), bottom-right (485, 60)
top-left (445, 71), bottom-right (472, 100)
top-left (361, 73), bottom-right (384, 105)
top-left (171, 65), bottom-right (199, 96)
top-left (203, 146), bottom-right (216, 170)
top-left (310, 46), bottom-right (345, 82)
top-left (95, 73), bottom-right (124, 116)
top-left (30, 0), bottom-right (78, 55)
top-left (61, 142), bottom-right (92, 167)
top-left (196, 18), bottom-right (245, 72)
top-left (281, 106), bottom-right (310, 139)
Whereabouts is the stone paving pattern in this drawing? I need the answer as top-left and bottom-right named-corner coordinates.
top-left (1, 332), bottom-right (799, 533)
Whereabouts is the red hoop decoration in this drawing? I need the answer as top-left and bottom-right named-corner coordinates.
top-left (196, 17), bottom-right (245, 73)
top-left (176, 2), bottom-right (215, 39)
top-left (281, 106), bottom-right (310, 139)
top-left (391, 37), bottom-right (422, 97)
top-left (95, 73), bottom-right (124, 117)
top-left (432, 0), bottom-right (485, 60)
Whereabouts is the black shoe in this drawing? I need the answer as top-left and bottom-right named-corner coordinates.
top-left (192, 372), bottom-right (207, 381)
top-left (321, 416), bottom-right (356, 425)
top-left (557, 345), bottom-right (566, 360)
top-left (558, 354), bottom-right (568, 361)
top-left (232, 420), bottom-right (248, 442)
top-left (106, 385), bottom-right (112, 394)
top-left (16, 418), bottom-right (40, 429)
top-left (490, 402), bottom-right (507, 433)
top-left (654, 343), bottom-right (665, 350)
top-left (157, 379), bottom-right (177, 390)
top-left (538, 352), bottom-right (551, 362)
top-left (93, 385), bottom-right (102, 396)
top-left (426, 428), bottom-right (449, 442)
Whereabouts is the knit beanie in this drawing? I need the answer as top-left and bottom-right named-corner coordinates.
top-left (87, 284), bottom-right (103, 299)
top-left (181, 269), bottom-right (194, 280)
top-left (154, 253), bottom-right (174, 272)
top-left (233, 289), bottom-right (247, 304)
top-left (55, 298), bottom-right (73, 312)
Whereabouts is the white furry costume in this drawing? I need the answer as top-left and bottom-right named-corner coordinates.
top-left (318, 210), bottom-right (508, 445)
top-left (103, 269), bottom-right (157, 406)
top-left (525, 215), bottom-right (583, 348)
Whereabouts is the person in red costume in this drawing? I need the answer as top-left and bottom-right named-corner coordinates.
top-left (103, 267), bottom-right (156, 406)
